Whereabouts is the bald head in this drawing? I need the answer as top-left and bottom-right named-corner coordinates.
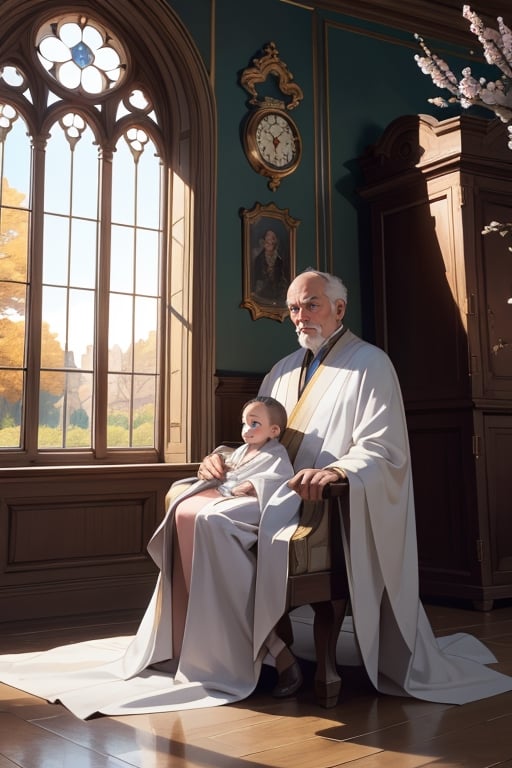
top-left (286, 271), bottom-right (346, 353)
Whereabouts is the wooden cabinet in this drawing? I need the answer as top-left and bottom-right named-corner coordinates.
top-left (359, 113), bottom-right (512, 609)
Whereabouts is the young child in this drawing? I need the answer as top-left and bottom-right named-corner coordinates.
top-left (169, 396), bottom-right (293, 656)
top-left (195, 395), bottom-right (289, 497)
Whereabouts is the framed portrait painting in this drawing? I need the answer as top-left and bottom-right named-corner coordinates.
top-left (240, 201), bottom-right (299, 321)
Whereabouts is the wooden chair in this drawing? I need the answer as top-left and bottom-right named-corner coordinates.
top-left (277, 481), bottom-right (350, 708)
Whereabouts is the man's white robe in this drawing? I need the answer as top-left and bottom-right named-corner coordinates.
top-left (258, 329), bottom-right (512, 704)
top-left (0, 439), bottom-right (296, 719)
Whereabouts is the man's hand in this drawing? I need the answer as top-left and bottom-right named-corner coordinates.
top-left (287, 468), bottom-right (341, 501)
top-left (197, 452), bottom-right (228, 481)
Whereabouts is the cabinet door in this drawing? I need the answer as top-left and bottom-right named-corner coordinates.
top-left (475, 193), bottom-right (512, 401)
top-left (376, 180), bottom-right (470, 406)
top-left (483, 413), bottom-right (512, 586)
top-left (407, 408), bottom-right (482, 597)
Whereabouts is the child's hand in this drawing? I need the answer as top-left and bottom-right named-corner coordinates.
top-left (231, 481), bottom-right (256, 496)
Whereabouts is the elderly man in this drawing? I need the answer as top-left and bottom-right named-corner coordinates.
top-left (204, 268), bottom-right (512, 705)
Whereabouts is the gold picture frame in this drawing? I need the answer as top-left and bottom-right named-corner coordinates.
top-left (240, 201), bottom-right (299, 322)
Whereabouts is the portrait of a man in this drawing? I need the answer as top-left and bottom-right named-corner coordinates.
top-left (241, 202), bottom-right (299, 322)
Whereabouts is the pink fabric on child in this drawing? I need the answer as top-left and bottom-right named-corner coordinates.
top-left (172, 488), bottom-right (223, 654)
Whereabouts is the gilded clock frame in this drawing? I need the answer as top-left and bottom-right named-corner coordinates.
top-left (240, 42), bottom-right (304, 191)
top-left (243, 107), bottom-right (302, 191)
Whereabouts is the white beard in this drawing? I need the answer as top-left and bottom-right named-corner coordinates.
top-left (296, 325), bottom-right (326, 355)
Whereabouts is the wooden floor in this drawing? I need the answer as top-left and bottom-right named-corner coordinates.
top-left (1, 601), bottom-right (512, 768)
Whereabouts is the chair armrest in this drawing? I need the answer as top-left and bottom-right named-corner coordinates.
top-left (322, 480), bottom-right (349, 499)
top-left (289, 480), bottom-right (349, 575)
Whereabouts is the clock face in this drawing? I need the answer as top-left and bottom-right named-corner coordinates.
top-left (244, 108), bottom-right (302, 188)
top-left (255, 112), bottom-right (298, 169)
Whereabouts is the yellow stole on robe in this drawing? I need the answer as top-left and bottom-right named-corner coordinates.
top-left (280, 329), bottom-right (352, 464)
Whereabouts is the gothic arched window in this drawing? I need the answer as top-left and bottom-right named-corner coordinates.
top-left (0, 3), bottom-right (215, 465)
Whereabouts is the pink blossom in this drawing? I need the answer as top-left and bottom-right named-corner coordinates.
top-left (416, 7), bottom-right (512, 121)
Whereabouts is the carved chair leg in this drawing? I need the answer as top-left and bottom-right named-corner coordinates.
top-left (312, 598), bottom-right (347, 708)
top-left (275, 612), bottom-right (294, 648)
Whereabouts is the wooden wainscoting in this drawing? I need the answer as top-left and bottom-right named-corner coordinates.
top-left (215, 374), bottom-right (263, 445)
top-left (0, 463), bottom-right (193, 623)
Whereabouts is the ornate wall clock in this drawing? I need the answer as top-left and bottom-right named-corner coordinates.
top-left (240, 42), bottom-right (303, 191)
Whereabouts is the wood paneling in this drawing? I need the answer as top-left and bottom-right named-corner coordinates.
top-left (0, 464), bottom-right (195, 623)
top-left (8, 501), bottom-right (147, 565)
top-left (307, 0), bottom-right (512, 46)
top-left (215, 374), bottom-right (263, 445)
top-left (485, 414), bottom-right (512, 582)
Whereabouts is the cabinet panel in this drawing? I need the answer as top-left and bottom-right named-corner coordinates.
top-left (407, 410), bottom-right (478, 584)
top-left (381, 191), bottom-right (470, 404)
top-left (484, 414), bottom-right (512, 582)
top-left (479, 196), bottom-right (512, 399)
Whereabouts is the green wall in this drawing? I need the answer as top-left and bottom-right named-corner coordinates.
top-left (325, 15), bottom-right (462, 341)
top-left (168, 0), bottom-right (471, 374)
top-left (214, 0), bottom-right (316, 374)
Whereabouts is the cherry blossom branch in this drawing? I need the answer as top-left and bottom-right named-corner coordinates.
top-left (414, 6), bottom-right (512, 122)
top-left (415, 6), bottom-right (512, 263)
